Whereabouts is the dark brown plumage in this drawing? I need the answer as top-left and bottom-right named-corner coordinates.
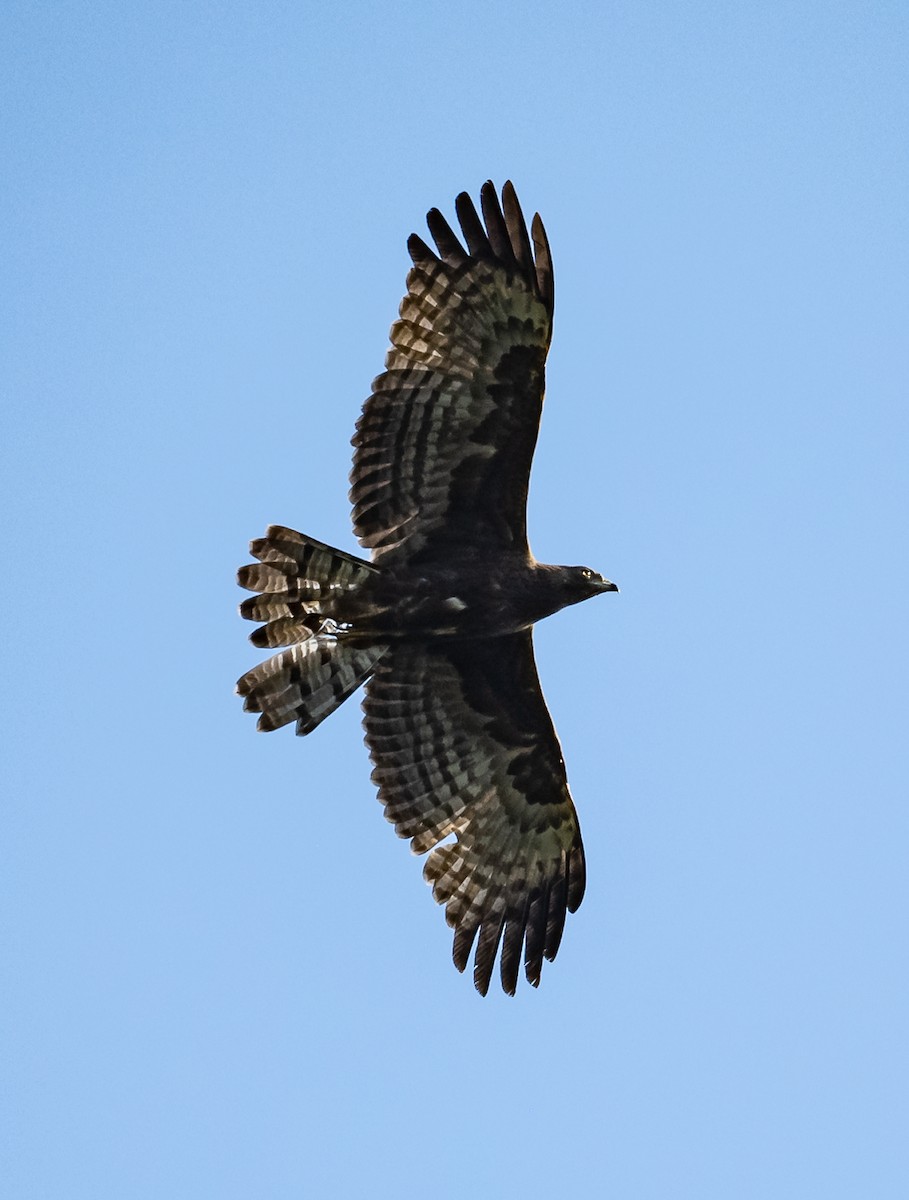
top-left (236, 182), bottom-right (617, 994)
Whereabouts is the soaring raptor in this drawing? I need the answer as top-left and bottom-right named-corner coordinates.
top-left (236, 182), bottom-right (617, 994)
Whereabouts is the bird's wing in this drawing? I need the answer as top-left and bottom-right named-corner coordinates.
top-left (362, 631), bottom-right (585, 995)
top-left (350, 181), bottom-right (554, 564)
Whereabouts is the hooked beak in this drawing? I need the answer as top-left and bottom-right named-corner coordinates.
top-left (596, 577), bottom-right (619, 594)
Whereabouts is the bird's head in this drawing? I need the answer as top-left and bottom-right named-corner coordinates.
top-left (544, 564), bottom-right (618, 612)
top-left (569, 566), bottom-right (619, 600)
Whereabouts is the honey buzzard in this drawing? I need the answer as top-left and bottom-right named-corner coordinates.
top-left (237, 182), bottom-right (617, 994)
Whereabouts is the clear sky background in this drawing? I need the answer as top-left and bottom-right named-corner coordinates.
top-left (3, 2), bottom-right (907, 1197)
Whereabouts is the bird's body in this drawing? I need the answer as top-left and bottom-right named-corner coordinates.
top-left (236, 182), bottom-right (617, 994)
top-left (334, 553), bottom-right (614, 640)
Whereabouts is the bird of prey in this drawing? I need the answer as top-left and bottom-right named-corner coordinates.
top-left (236, 181), bottom-right (617, 995)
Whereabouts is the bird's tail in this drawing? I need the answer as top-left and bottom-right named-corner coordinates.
top-left (236, 525), bottom-right (384, 735)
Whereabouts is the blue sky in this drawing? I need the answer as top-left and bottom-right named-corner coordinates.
top-left (3, 2), bottom-right (907, 1196)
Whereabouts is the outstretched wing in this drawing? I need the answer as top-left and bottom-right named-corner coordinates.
top-left (362, 632), bottom-right (586, 995)
top-left (350, 181), bottom-right (554, 564)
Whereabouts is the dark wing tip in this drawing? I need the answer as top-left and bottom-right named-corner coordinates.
top-left (544, 874), bottom-right (569, 962)
top-left (455, 189), bottom-right (492, 259)
top-left (501, 180), bottom-right (535, 277)
top-left (472, 916), bottom-right (505, 996)
top-left (479, 180), bottom-right (515, 264)
top-left (499, 907), bottom-right (526, 996)
top-left (523, 886), bottom-right (548, 987)
top-left (407, 232), bottom-right (437, 266)
top-left (410, 183), bottom-right (553, 314)
top-left (530, 212), bottom-right (554, 311)
top-left (426, 206), bottom-right (467, 265)
top-left (479, 182), bottom-right (554, 313)
top-left (567, 842), bottom-right (587, 913)
top-left (452, 924), bottom-right (477, 975)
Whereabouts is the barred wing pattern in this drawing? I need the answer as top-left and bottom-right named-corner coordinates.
top-left (350, 181), bottom-right (554, 562)
top-left (363, 632), bottom-right (586, 995)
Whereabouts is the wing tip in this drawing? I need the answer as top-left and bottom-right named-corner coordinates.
top-left (407, 231), bottom-right (436, 265)
top-left (530, 212), bottom-right (554, 310)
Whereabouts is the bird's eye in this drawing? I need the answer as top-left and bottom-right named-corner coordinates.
top-left (581, 569), bottom-right (592, 580)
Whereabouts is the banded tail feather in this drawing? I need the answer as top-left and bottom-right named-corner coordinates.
top-left (237, 526), bottom-right (383, 734)
top-left (238, 525), bottom-right (377, 649)
top-left (237, 638), bottom-right (386, 735)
